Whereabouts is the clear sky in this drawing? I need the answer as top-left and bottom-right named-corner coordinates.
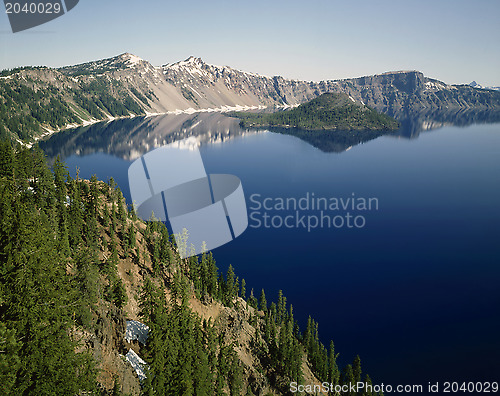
top-left (1, 0), bottom-right (499, 86)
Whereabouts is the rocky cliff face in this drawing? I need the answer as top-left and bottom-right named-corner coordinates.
top-left (2, 52), bottom-right (500, 141)
top-left (158, 58), bottom-right (500, 112)
top-left (330, 71), bottom-right (500, 111)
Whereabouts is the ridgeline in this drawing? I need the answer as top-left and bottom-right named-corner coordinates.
top-left (2, 53), bottom-right (499, 143)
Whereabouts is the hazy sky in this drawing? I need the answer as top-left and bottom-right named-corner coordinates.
top-left (1, 0), bottom-right (499, 85)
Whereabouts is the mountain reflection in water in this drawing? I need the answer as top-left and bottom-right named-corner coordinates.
top-left (40, 108), bottom-right (500, 159)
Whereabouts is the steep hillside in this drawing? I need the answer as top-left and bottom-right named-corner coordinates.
top-left (0, 142), bottom-right (380, 396)
top-left (0, 60), bottom-right (146, 141)
top-left (1, 53), bottom-right (500, 142)
top-left (161, 56), bottom-right (321, 108)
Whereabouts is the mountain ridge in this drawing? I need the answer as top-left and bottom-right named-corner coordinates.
top-left (1, 52), bottom-right (500, 142)
top-left (469, 80), bottom-right (500, 91)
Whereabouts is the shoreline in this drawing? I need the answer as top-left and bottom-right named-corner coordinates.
top-left (24, 103), bottom-right (271, 148)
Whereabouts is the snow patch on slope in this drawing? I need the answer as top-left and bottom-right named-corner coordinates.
top-left (125, 320), bottom-right (149, 344)
top-left (425, 80), bottom-right (446, 90)
top-left (125, 349), bottom-right (148, 381)
top-left (163, 56), bottom-right (274, 81)
top-left (122, 53), bottom-right (144, 67)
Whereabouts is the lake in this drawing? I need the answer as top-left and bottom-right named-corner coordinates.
top-left (40, 111), bottom-right (500, 390)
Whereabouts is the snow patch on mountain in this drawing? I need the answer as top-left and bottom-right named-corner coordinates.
top-left (125, 53), bottom-right (143, 66)
top-left (125, 349), bottom-right (148, 381)
top-left (125, 320), bottom-right (149, 344)
top-left (469, 81), bottom-right (500, 91)
top-left (163, 56), bottom-right (274, 82)
top-left (425, 80), bottom-right (447, 90)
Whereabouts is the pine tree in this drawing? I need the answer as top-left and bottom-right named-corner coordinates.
top-left (30, 146), bottom-right (56, 216)
top-left (74, 247), bottom-right (100, 327)
top-left (277, 289), bottom-right (286, 325)
top-left (342, 364), bottom-right (356, 396)
top-left (353, 355), bottom-right (362, 384)
top-left (0, 140), bottom-right (14, 178)
top-left (192, 324), bottom-right (213, 396)
top-left (112, 279), bottom-right (128, 308)
top-left (108, 228), bottom-right (119, 269)
top-left (240, 278), bottom-right (246, 300)
top-left (304, 316), bottom-right (313, 351)
top-left (67, 175), bottom-right (84, 247)
top-left (228, 352), bottom-right (243, 396)
top-left (206, 252), bottom-right (218, 298)
top-left (234, 276), bottom-right (239, 302)
top-left (328, 340), bottom-right (340, 386)
top-left (102, 204), bottom-right (109, 227)
top-left (117, 192), bottom-right (126, 226)
top-left (52, 156), bottom-right (70, 255)
top-left (127, 223), bottom-right (136, 252)
top-left (361, 374), bottom-right (374, 396)
top-left (248, 288), bottom-right (258, 309)
top-left (0, 322), bottom-right (21, 394)
top-left (89, 174), bottom-right (99, 215)
top-left (259, 289), bottom-right (267, 312)
top-left (225, 264), bottom-right (236, 305)
top-left (111, 201), bottom-right (117, 233)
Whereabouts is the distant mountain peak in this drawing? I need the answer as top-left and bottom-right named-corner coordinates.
top-left (185, 55), bottom-right (200, 62)
top-left (166, 56), bottom-right (205, 69)
top-left (118, 52), bottom-right (144, 66)
top-left (107, 53), bottom-right (149, 71)
top-left (468, 81), bottom-right (500, 91)
top-left (58, 52), bottom-right (150, 76)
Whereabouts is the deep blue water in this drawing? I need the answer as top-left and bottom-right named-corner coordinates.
top-left (54, 120), bottom-right (500, 391)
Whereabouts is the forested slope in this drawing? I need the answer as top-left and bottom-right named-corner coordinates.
top-left (0, 66), bottom-right (145, 141)
top-left (0, 141), bottom-right (381, 395)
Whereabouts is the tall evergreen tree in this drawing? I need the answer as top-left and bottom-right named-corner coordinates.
top-left (328, 340), bottom-right (340, 386)
top-left (240, 278), bottom-right (246, 300)
top-left (259, 289), bottom-right (267, 312)
top-left (353, 355), bottom-right (362, 384)
top-left (225, 264), bottom-right (236, 304)
top-left (342, 364), bottom-right (356, 396)
top-left (361, 374), bottom-right (374, 396)
top-left (0, 140), bottom-right (14, 178)
top-left (248, 288), bottom-right (257, 309)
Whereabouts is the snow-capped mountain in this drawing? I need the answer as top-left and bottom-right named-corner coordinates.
top-left (2, 52), bottom-right (500, 141)
top-left (59, 53), bottom-right (153, 75)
